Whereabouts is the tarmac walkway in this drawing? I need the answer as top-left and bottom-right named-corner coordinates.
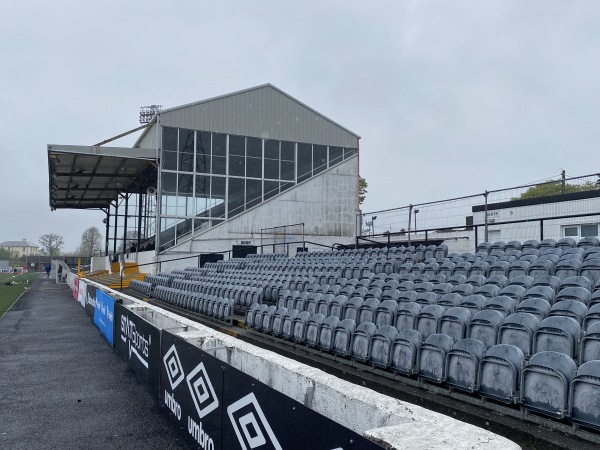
top-left (0, 276), bottom-right (187, 450)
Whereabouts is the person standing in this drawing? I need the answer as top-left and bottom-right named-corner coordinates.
top-left (45, 263), bottom-right (51, 278)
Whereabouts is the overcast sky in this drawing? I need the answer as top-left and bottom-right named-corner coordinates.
top-left (1, 1), bottom-right (599, 252)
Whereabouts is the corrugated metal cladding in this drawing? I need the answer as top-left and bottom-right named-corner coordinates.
top-left (136, 124), bottom-right (157, 150)
top-left (159, 85), bottom-right (359, 148)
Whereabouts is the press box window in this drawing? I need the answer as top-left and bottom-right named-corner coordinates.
top-left (564, 227), bottom-right (578, 237)
top-left (581, 224), bottom-right (599, 237)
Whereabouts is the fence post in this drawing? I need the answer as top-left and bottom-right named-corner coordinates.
top-left (407, 204), bottom-right (413, 247)
top-left (484, 191), bottom-right (489, 243)
top-left (540, 219), bottom-right (544, 241)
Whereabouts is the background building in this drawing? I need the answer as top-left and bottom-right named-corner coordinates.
top-left (0, 240), bottom-right (42, 258)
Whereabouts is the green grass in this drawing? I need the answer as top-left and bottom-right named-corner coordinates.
top-left (0, 272), bottom-right (40, 318)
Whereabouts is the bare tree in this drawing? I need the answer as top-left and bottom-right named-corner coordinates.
top-left (78, 227), bottom-right (103, 256)
top-left (39, 233), bottom-right (64, 257)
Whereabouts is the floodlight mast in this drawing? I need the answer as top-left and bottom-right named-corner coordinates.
top-left (139, 105), bottom-right (162, 124)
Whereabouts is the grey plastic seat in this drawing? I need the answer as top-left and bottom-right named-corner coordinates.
top-left (529, 260), bottom-right (556, 279)
top-left (439, 307), bottom-right (472, 342)
top-left (490, 241), bottom-right (507, 257)
top-left (465, 275), bottom-right (486, 287)
top-left (331, 319), bottom-right (357, 356)
top-left (592, 290), bottom-right (600, 308)
top-left (507, 261), bottom-right (530, 281)
top-left (519, 255), bottom-right (539, 264)
top-left (432, 283), bottom-right (452, 296)
top-left (260, 305), bottom-right (278, 333)
top-left (560, 276), bottom-right (592, 291)
top-left (478, 344), bottom-right (525, 404)
top-left (395, 303), bottom-right (422, 332)
top-left (520, 351), bottom-right (576, 419)
top-left (316, 316), bottom-right (340, 351)
top-left (415, 292), bottom-right (439, 307)
top-left (437, 262), bottom-right (455, 278)
top-left (398, 273), bottom-right (415, 282)
top-left (578, 236), bottom-right (600, 249)
top-left (516, 298), bottom-right (551, 322)
top-left (506, 241), bottom-right (522, 251)
top-left (291, 311), bottom-right (312, 343)
top-left (451, 283), bottom-right (473, 297)
top-left (316, 294), bottom-right (334, 316)
top-left (484, 295), bottom-right (516, 317)
top-left (329, 295), bottom-right (349, 318)
top-left (477, 242), bottom-right (492, 253)
top-left (447, 274), bottom-right (468, 286)
top-left (540, 239), bottom-right (559, 253)
top-left (583, 303), bottom-right (600, 331)
top-left (550, 299), bottom-right (588, 324)
top-left (370, 325), bottom-right (399, 368)
top-left (532, 275), bottom-right (562, 292)
top-left (489, 261), bottom-right (510, 278)
top-left (554, 259), bottom-right (582, 281)
top-left (445, 338), bottom-right (487, 393)
top-left (556, 286), bottom-right (591, 305)
top-left (522, 248), bottom-right (541, 258)
top-left (365, 287), bottom-right (383, 300)
top-left (499, 284), bottom-right (526, 302)
top-left (498, 312), bottom-right (540, 357)
top-left (357, 298), bottom-right (380, 324)
top-left (580, 322), bottom-right (600, 364)
top-left (523, 239), bottom-right (540, 250)
top-left (557, 237), bottom-right (577, 250)
top-left (475, 284), bottom-right (501, 299)
top-left (468, 262), bottom-right (489, 277)
top-left (418, 334), bottom-right (454, 383)
top-left (382, 280), bottom-right (400, 295)
top-left (422, 262), bottom-right (439, 277)
top-left (414, 282), bottom-right (434, 294)
top-left (305, 313), bottom-right (326, 347)
top-left (459, 294), bottom-right (487, 315)
top-left (429, 274), bottom-right (447, 285)
top-left (350, 322), bottom-right (378, 362)
top-left (398, 280), bottom-right (415, 292)
top-left (244, 303), bottom-right (260, 327)
top-left (523, 285), bottom-right (556, 305)
top-left (374, 300), bottom-right (399, 327)
top-left (391, 329), bottom-right (422, 375)
top-left (534, 316), bottom-right (581, 359)
top-left (351, 286), bottom-right (368, 299)
top-left (281, 309), bottom-right (300, 339)
top-left (468, 309), bottom-right (504, 349)
top-left (569, 360), bottom-right (600, 430)
top-left (398, 291), bottom-right (418, 303)
top-left (416, 304), bottom-right (445, 339)
top-left (342, 297), bottom-right (364, 321)
top-left (451, 262), bottom-right (470, 277)
top-left (253, 304), bottom-right (271, 330)
top-left (485, 275), bottom-right (509, 289)
top-left (438, 293), bottom-right (463, 310)
top-left (580, 258), bottom-right (600, 286)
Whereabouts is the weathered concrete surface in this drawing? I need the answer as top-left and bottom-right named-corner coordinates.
top-left (0, 277), bottom-right (187, 450)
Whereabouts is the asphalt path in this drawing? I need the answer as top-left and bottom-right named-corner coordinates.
top-left (0, 276), bottom-right (188, 450)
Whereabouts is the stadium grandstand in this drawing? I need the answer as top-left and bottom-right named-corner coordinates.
top-left (46, 85), bottom-right (600, 448)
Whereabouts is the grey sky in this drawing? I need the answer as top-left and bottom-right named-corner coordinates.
top-left (1, 1), bottom-right (598, 252)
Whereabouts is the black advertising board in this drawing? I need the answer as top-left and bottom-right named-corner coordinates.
top-left (85, 283), bottom-right (97, 318)
top-left (160, 330), bottom-right (384, 450)
top-left (161, 331), bottom-right (224, 449)
top-left (114, 303), bottom-right (161, 403)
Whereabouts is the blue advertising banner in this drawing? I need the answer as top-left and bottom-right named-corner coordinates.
top-left (93, 290), bottom-right (115, 346)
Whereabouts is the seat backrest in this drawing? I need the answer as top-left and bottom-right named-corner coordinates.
top-left (465, 275), bottom-right (486, 287)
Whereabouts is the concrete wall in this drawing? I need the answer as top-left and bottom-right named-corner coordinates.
top-left (94, 284), bottom-right (519, 450)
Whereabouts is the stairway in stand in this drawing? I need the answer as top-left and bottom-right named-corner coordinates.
top-left (87, 262), bottom-right (147, 289)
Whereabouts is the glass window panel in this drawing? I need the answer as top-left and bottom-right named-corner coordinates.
top-left (178, 174), bottom-right (193, 195)
top-left (344, 147), bottom-right (357, 159)
top-left (229, 135), bottom-right (245, 156)
top-left (194, 218), bottom-right (210, 233)
top-left (163, 150), bottom-right (177, 171)
top-left (176, 218), bottom-right (192, 241)
top-left (581, 224), bottom-right (598, 237)
top-left (228, 177), bottom-right (245, 218)
top-left (329, 146), bottom-right (343, 166)
top-left (264, 181), bottom-right (279, 200)
top-left (264, 140), bottom-right (279, 159)
top-left (160, 195), bottom-right (177, 215)
top-left (264, 159), bottom-right (279, 180)
top-left (246, 137), bottom-right (262, 158)
top-left (179, 151), bottom-right (194, 172)
top-left (281, 182), bottom-right (294, 193)
top-left (211, 176), bottom-right (226, 199)
top-left (212, 155), bottom-right (226, 175)
top-left (195, 175), bottom-right (210, 216)
top-left (229, 155), bottom-right (245, 177)
top-left (280, 160), bottom-right (295, 181)
top-left (564, 227), bottom-right (578, 237)
top-left (162, 127), bottom-right (177, 151)
top-left (246, 157), bottom-right (262, 178)
top-left (211, 219), bottom-right (224, 227)
top-left (313, 144), bottom-right (327, 175)
top-left (196, 132), bottom-right (211, 173)
top-left (210, 201), bottom-right (226, 219)
top-left (159, 218), bottom-right (176, 249)
top-left (212, 133), bottom-right (226, 156)
top-left (281, 141), bottom-right (295, 161)
top-left (161, 172), bottom-right (177, 194)
top-left (175, 195), bottom-right (189, 216)
top-left (246, 179), bottom-right (262, 209)
top-left (297, 143), bottom-right (312, 182)
top-left (179, 129), bottom-right (194, 153)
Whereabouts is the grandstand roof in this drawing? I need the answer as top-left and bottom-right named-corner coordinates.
top-left (47, 144), bottom-right (157, 210)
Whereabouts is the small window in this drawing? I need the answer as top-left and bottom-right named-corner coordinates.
top-left (581, 224), bottom-right (599, 237)
top-left (564, 227), bottom-right (578, 237)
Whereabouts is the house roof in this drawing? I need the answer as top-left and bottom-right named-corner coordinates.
top-left (0, 240), bottom-right (39, 248)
